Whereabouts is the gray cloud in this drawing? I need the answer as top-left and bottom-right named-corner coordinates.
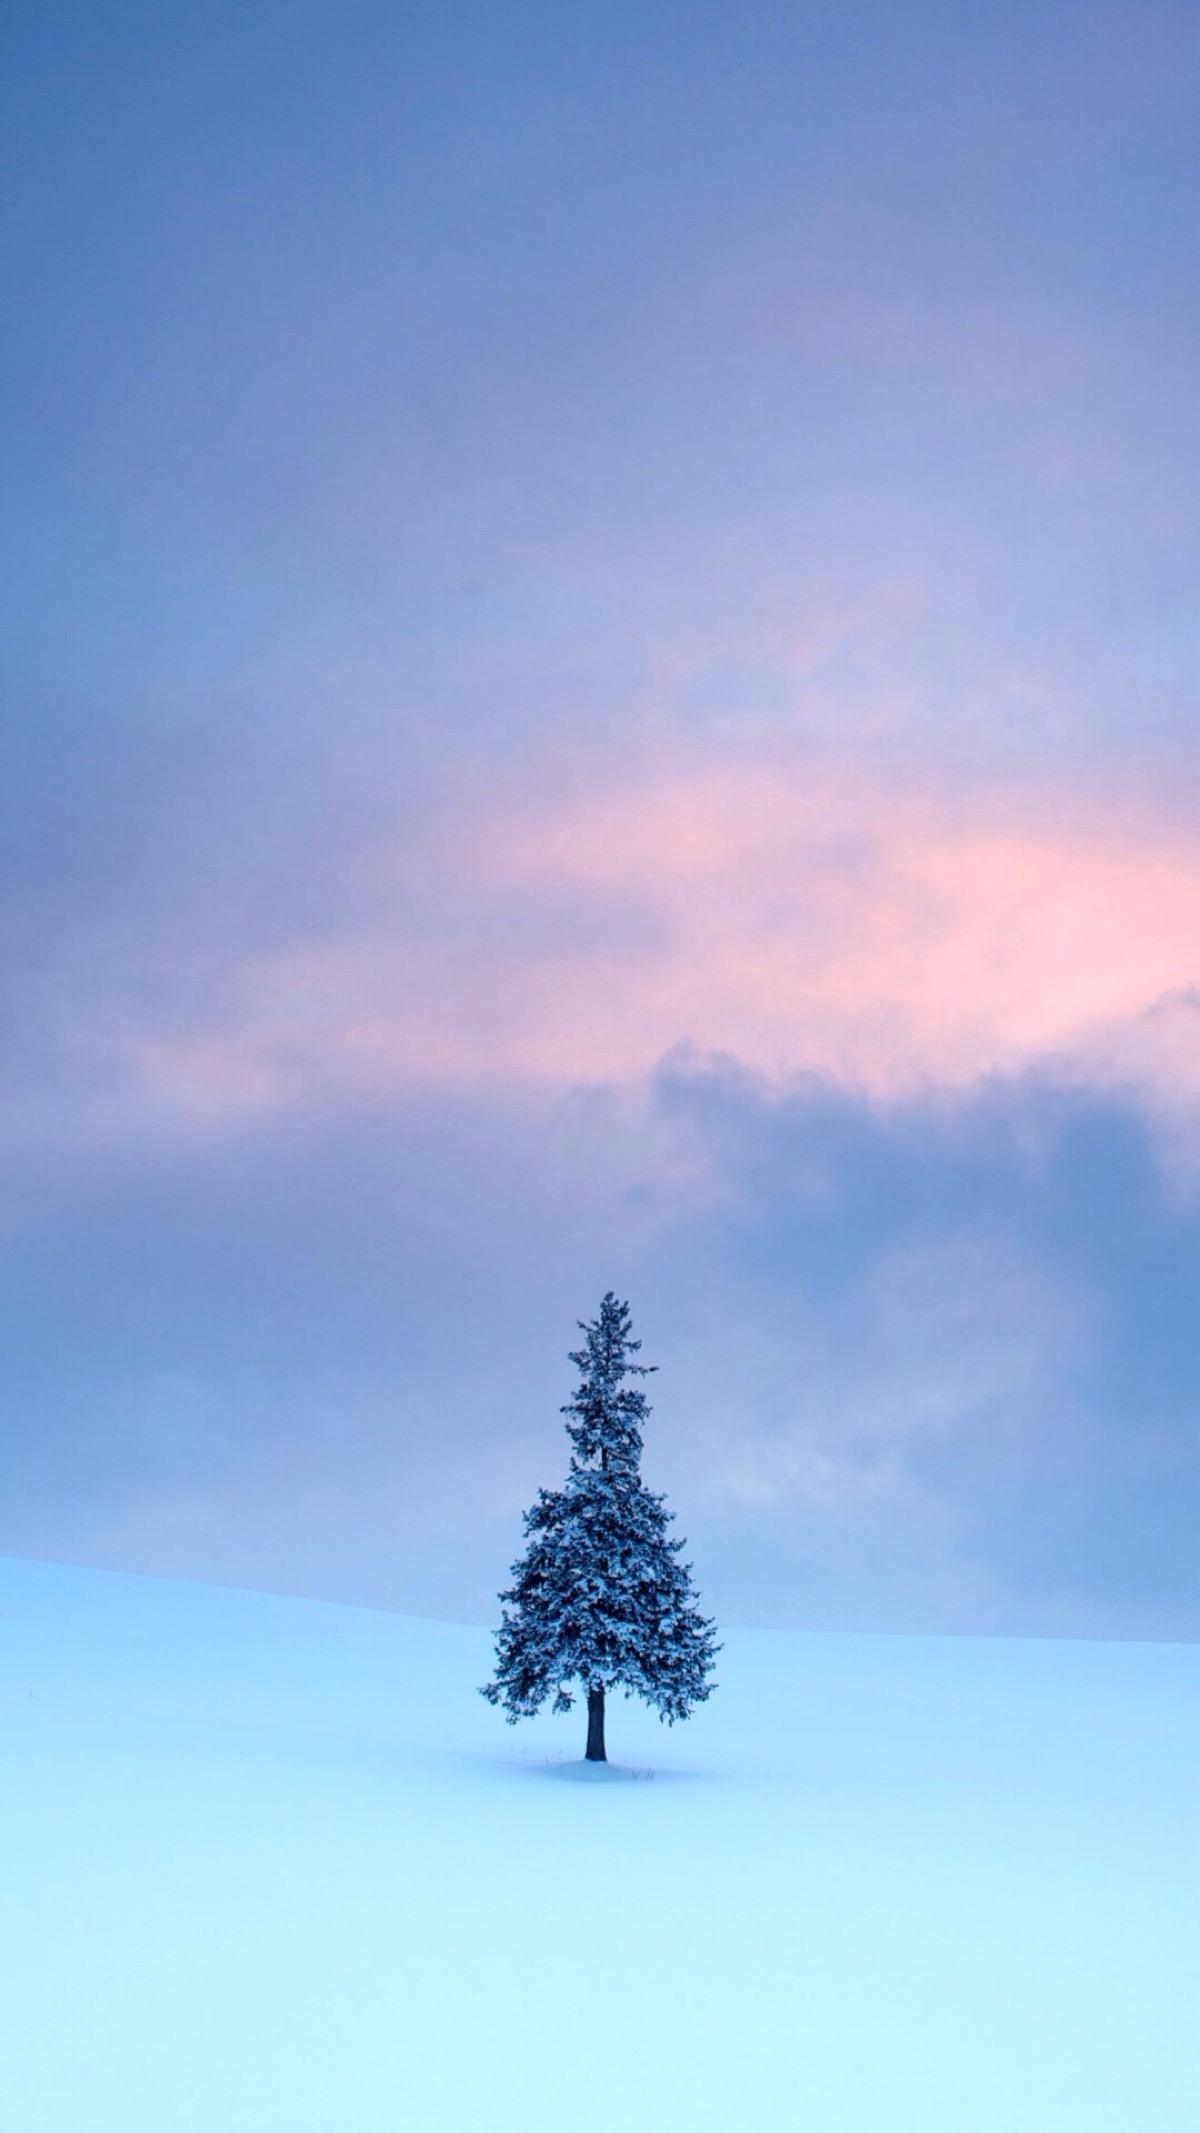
top-left (3, 1056), bottom-right (1197, 1637)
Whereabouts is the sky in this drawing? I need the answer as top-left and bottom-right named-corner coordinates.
top-left (2, 0), bottom-right (1198, 1637)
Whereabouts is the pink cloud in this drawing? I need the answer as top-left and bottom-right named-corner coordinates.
top-left (483, 760), bottom-right (1200, 1093)
top-left (64, 745), bottom-right (1200, 1137)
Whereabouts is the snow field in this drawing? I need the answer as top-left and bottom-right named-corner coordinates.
top-left (1, 1557), bottom-right (1195, 2132)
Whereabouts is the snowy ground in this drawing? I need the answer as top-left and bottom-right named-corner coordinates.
top-left (1, 1557), bottom-right (1195, 2132)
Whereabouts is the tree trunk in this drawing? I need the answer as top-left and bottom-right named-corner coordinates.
top-left (585, 1685), bottom-right (606, 1762)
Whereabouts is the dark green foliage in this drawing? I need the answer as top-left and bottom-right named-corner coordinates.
top-left (482, 1294), bottom-right (719, 1750)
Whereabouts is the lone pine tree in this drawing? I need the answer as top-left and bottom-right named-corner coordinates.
top-left (482, 1292), bottom-right (719, 1761)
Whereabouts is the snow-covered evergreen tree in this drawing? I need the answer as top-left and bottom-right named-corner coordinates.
top-left (482, 1292), bottom-right (719, 1761)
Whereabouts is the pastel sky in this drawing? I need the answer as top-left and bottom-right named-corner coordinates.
top-left (3, 0), bottom-right (1198, 1635)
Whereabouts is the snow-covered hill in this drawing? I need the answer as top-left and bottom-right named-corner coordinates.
top-left (1, 1556), bottom-right (1195, 2132)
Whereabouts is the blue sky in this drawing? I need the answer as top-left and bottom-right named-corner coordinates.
top-left (2, 1), bottom-right (1198, 1633)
